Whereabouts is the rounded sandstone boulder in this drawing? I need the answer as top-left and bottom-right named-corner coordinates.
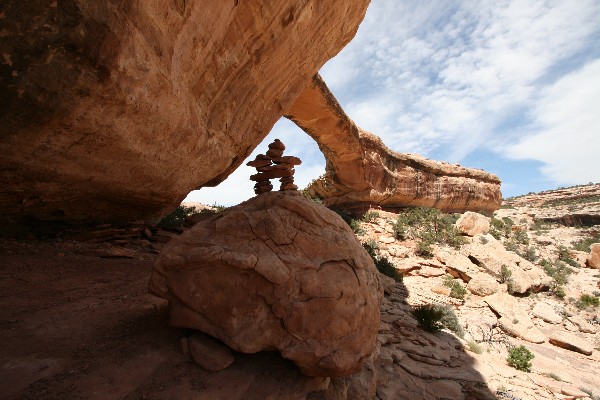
top-left (455, 212), bottom-right (491, 236)
top-left (149, 191), bottom-right (382, 376)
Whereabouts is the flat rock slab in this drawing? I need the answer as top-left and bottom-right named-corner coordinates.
top-left (548, 331), bottom-right (594, 355)
top-left (485, 293), bottom-right (546, 343)
top-left (531, 302), bottom-right (562, 324)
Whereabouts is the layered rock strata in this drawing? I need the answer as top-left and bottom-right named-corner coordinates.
top-left (285, 75), bottom-right (502, 214)
top-left (149, 191), bottom-right (382, 376)
top-left (0, 0), bottom-right (369, 224)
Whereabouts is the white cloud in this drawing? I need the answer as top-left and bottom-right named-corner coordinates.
top-left (505, 59), bottom-right (600, 184)
top-left (320, 0), bottom-right (600, 171)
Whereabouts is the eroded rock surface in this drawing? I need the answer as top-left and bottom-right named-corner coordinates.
top-left (455, 212), bottom-right (490, 236)
top-left (460, 235), bottom-right (551, 294)
top-left (285, 75), bottom-right (502, 214)
top-left (0, 0), bottom-right (369, 224)
top-left (149, 191), bottom-right (382, 376)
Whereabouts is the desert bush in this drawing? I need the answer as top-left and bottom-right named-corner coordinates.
top-left (350, 219), bottom-right (365, 236)
top-left (468, 340), bottom-right (483, 354)
top-left (301, 190), bottom-right (323, 204)
top-left (572, 236), bottom-right (600, 253)
top-left (504, 240), bottom-right (519, 253)
top-left (514, 230), bottom-right (529, 245)
top-left (523, 246), bottom-right (538, 262)
top-left (443, 275), bottom-right (467, 300)
top-left (392, 207), bottom-right (466, 250)
top-left (361, 211), bottom-right (380, 223)
top-left (413, 304), bottom-right (444, 332)
top-left (413, 304), bottom-right (464, 337)
top-left (415, 237), bottom-right (435, 258)
top-left (576, 293), bottom-right (600, 309)
top-left (506, 345), bottom-right (534, 372)
top-left (499, 265), bottom-right (512, 283)
top-left (541, 259), bottom-right (572, 286)
top-left (362, 241), bottom-right (403, 282)
top-left (557, 245), bottom-right (580, 268)
top-left (157, 205), bottom-right (197, 228)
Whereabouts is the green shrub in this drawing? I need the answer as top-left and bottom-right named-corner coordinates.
top-left (350, 219), bottom-right (365, 236)
top-left (361, 211), bottom-right (380, 223)
top-left (557, 245), bottom-right (580, 268)
top-left (514, 230), bottom-right (529, 245)
top-left (575, 293), bottom-right (600, 309)
top-left (506, 345), bottom-right (534, 372)
top-left (391, 207), bottom-right (466, 249)
top-left (490, 217), bottom-right (513, 239)
top-left (499, 265), bottom-right (512, 283)
top-left (541, 259), bottom-right (572, 286)
top-left (413, 304), bottom-right (444, 332)
top-left (505, 240), bottom-right (520, 253)
top-left (362, 241), bottom-right (403, 282)
top-left (438, 304), bottom-right (464, 338)
top-left (572, 236), bottom-right (600, 252)
top-left (468, 340), bottom-right (483, 354)
top-left (523, 246), bottom-right (538, 262)
top-left (413, 304), bottom-right (464, 337)
top-left (415, 237), bottom-right (435, 258)
top-left (443, 275), bottom-right (467, 300)
top-left (157, 205), bottom-right (197, 228)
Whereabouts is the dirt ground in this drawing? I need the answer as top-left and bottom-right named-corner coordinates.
top-left (0, 238), bottom-right (326, 400)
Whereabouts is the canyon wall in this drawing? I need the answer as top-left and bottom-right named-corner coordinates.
top-left (0, 0), bottom-right (369, 224)
top-left (285, 75), bottom-right (502, 214)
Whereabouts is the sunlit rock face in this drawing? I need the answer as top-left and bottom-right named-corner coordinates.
top-left (0, 0), bottom-right (369, 224)
top-left (286, 75), bottom-right (502, 215)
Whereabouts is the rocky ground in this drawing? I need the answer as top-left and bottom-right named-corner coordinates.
top-left (1, 184), bottom-right (599, 399)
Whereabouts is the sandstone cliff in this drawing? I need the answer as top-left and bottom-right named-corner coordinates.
top-left (0, 0), bottom-right (369, 224)
top-left (285, 75), bottom-right (502, 214)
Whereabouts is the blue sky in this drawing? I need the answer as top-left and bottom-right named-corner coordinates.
top-left (187, 0), bottom-right (600, 206)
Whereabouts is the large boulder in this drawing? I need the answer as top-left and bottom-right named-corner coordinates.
top-left (0, 0), bottom-right (369, 224)
top-left (455, 212), bottom-right (490, 236)
top-left (460, 234), bottom-right (551, 294)
top-left (149, 191), bottom-right (382, 376)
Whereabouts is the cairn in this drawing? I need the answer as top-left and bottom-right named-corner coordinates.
top-left (247, 139), bottom-right (302, 195)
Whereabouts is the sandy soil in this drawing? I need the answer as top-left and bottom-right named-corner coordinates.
top-left (0, 239), bottom-right (324, 400)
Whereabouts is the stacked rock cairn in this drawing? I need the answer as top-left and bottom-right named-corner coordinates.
top-left (247, 139), bottom-right (302, 195)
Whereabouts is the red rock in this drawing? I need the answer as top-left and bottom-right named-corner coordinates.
top-left (256, 163), bottom-right (294, 172)
top-left (286, 75), bottom-right (501, 214)
top-left (266, 148), bottom-right (285, 158)
top-left (247, 159), bottom-right (273, 168)
top-left (268, 139), bottom-right (286, 150)
top-left (0, 1), bottom-right (369, 224)
top-left (188, 332), bottom-right (234, 371)
top-left (280, 183), bottom-right (298, 191)
top-left (250, 169), bottom-right (295, 181)
top-left (149, 191), bottom-right (382, 377)
top-left (272, 156), bottom-right (302, 165)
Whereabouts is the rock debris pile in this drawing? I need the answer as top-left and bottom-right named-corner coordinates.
top-left (247, 139), bottom-right (302, 194)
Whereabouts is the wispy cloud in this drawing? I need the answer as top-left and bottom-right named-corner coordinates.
top-left (190, 0), bottom-right (600, 205)
top-left (505, 59), bottom-right (600, 184)
top-left (322, 0), bottom-right (600, 185)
